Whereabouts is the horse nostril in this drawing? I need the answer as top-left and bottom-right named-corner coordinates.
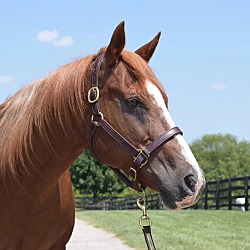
top-left (184, 175), bottom-right (197, 193)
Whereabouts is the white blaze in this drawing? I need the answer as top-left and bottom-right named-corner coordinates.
top-left (146, 80), bottom-right (197, 165)
top-left (146, 80), bottom-right (204, 208)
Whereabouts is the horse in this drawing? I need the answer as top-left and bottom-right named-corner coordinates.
top-left (0, 22), bottom-right (205, 249)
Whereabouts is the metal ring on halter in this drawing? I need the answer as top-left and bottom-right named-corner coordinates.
top-left (91, 111), bottom-right (104, 122)
top-left (88, 87), bottom-right (100, 103)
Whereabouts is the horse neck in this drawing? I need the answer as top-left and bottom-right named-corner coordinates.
top-left (21, 91), bottom-right (89, 194)
top-left (30, 119), bottom-right (87, 183)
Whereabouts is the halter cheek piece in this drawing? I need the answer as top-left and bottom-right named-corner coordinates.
top-left (88, 55), bottom-right (183, 192)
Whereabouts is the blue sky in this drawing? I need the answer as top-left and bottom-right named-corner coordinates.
top-left (1, 1), bottom-right (249, 143)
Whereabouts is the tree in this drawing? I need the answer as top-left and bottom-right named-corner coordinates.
top-left (190, 134), bottom-right (250, 181)
top-left (70, 150), bottom-right (126, 197)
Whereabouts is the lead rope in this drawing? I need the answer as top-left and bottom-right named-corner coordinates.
top-left (135, 191), bottom-right (156, 250)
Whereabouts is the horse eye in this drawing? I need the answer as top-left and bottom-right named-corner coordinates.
top-left (128, 97), bottom-right (142, 108)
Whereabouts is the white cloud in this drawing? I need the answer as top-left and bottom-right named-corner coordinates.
top-left (36, 29), bottom-right (74, 47)
top-left (0, 75), bottom-right (14, 85)
top-left (36, 29), bottom-right (59, 42)
top-left (53, 36), bottom-right (74, 47)
top-left (212, 83), bottom-right (228, 91)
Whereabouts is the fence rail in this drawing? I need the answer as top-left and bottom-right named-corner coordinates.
top-left (75, 193), bottom-right (163, 210)
top-left (75, 176), bottom-right (250, 211)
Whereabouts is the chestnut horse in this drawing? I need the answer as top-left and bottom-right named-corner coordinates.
top-left (0, 22), bottom-right (205, 249)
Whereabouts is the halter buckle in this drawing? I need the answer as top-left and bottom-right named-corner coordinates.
top-left (134, 149), bottom-right (149, 168)
top-left (88, 87), bottom-right (100, 103)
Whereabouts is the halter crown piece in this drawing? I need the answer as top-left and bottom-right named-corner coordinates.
top-left (88, 55), bottom-right (183, 192)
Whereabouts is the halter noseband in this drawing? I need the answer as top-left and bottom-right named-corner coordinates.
top-left (88, 55), bottom-right (183, 192)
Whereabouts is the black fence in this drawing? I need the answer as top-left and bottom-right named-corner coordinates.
top-left (75, 193), bottom-right (163, 210)
top-left (75, 176), bottom-right (250, 211)
top-left (194, 176), bottom-right (249, 211)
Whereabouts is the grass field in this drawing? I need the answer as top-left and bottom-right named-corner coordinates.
top-left (76, 210), bottom-right (250, 250)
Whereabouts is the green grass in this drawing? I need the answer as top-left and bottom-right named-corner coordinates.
top-left (76, 210), bottom-right (250, 250)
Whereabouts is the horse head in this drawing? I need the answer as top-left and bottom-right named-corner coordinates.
top-left (86, 22), bottom-right (205, 210)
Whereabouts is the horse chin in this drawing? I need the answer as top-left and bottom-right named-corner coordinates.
top-left (158, 187), bottom-right (182, 210)
top-left (159, 193), bottom-right (179, 210)
top-left (159, 191), bottom-right (196, 211)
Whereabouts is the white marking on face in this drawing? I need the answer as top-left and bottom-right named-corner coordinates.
top-left (146, 81), bottom-right (197, 165)
top-left (146, 80), bottom-right (205, 208)
top-left (146, 81), bottom-right (175, 127)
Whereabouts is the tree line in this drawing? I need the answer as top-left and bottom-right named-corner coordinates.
top-left (70, 134), bottom-right (250, 196)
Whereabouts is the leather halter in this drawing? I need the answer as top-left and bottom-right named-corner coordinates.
top-left (88, 55), bottom-right (183, 192)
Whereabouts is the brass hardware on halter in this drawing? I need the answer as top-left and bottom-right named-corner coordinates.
top-left (129, 167), bottom-right (137, 181)
top-left (91, 112), bottom-right (104, 123)
top-left (136, 192), bottom-right (151, 228)
top-left (134, 149), bottom-right (150, 168)
top-left (88, 87), bottom-right (100, 103)
top-left (135, 191), bottom-right (156, 250)
top-left (139, 215), bottom-right (152, 228)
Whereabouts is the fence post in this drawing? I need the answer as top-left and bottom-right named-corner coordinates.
top-left (228, 178), bottom-right (232, 210)
top-left (244, 176), bottom-right (249, 211)
top-left (215, 180), bottom-right (220, 210)
top-left (204, 181), bottom-right (209, 209)
top-left (83, 196), bottom-right (86, 209)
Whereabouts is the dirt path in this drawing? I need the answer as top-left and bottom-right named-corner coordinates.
top-left (66, 219), bottom-right (135, 250)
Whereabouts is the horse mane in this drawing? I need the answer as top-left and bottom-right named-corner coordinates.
top-left (0, 48), bottom-right (164, 181)
top-left (0, 54), bottom-right (95, 178)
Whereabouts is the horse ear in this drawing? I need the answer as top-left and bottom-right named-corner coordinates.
top-left (135, 32), bottom-right (161, 62)
top-left (105, 21), bottom-right (126, 67)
